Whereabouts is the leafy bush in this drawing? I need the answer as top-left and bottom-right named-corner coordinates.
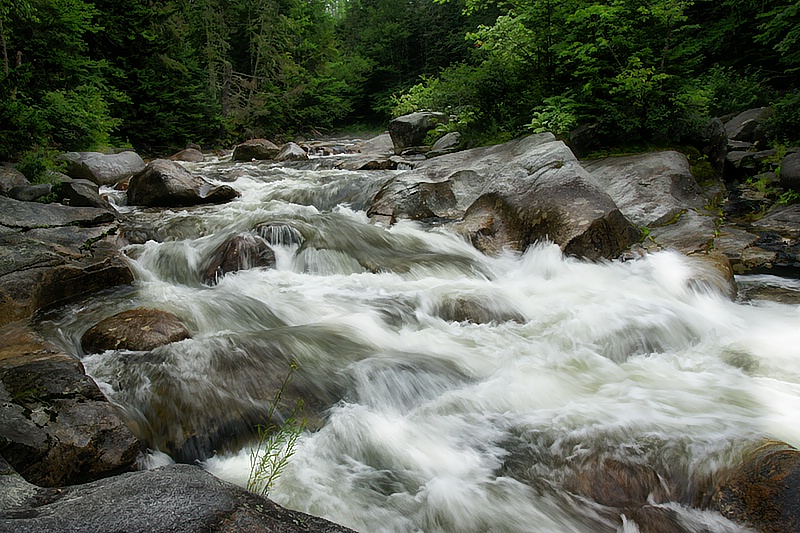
top-left (765, 91), bottom-right (800, 145)
top-left (15, 146), bottom-right (66, 184)
top-left (40, 85), bottom-right (121, 151)
top-left (526, 96), bottom-right (579, 137)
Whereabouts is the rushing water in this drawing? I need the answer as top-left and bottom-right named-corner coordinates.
top-left (36, 154), bottom-right (800, 532)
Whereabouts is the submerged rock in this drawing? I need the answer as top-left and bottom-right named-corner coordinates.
top-left (202, 232), bottom-right (277, 285)
top-left (711, 439), bottom-right (800, 533)
top-left (0, 459), bottom-right (356, 533)
top-left (127, 159), bottom-right (240, 207)
top-left (81, 308), bottom-right (192, 353)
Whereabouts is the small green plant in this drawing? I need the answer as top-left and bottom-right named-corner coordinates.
top-left (778, 189), bottom-right (800, 205)
top-left (525, 96), bottom-right (578, 137)
top-left (247, 361), bottom-right (306, 497)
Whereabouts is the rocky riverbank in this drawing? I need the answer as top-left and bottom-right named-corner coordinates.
top-left (2, 109), bottom-right (800, 531)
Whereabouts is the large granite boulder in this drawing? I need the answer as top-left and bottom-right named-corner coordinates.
top-left (60, 151), bottom-right (146, 186)
top-left (0, 326), bottom-right (141, 487)
top-left (0, 196), bottom-right (132, 327)
top-left (81, 308), bottom-right (192, 354)
top-left (724, 107), bottom-right (773, 144)
top-left (583, 151), bottom-right (707, 228)
top-left (711, 439), bottom-right (800, 533)
top-left (0, 459), bottom-right (355, 533)
top-left (202, 232), bottom-right (277, 285)
top-left (58, 176), bottom-right (113, 209)
top-left (127, 159), bottom-right (240, 207)
top-left (388, 112), bottom-right (448, 154)
top-left (232, 139), bottom-right (280, 161)
top-left (368, 134), bottom-right (640, 260)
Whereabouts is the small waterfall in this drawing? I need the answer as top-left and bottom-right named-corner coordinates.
top-left (37, 158), bottom-right (800, 533)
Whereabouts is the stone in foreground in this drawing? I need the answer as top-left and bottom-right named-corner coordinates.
top-left (81, 308), bottom-right (192, 353)
top-left (127, 159), bottom-right (240, 207)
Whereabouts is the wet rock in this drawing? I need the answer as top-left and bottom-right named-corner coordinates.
top-left (434, 292), bottom-right (525, 324)
top-left (127, 159), bottom-right (240, 207)
top-left (202, 232), bottom-right (277, 284)
top-left (0, 197), bottom-right (132, 327)
top-left (388, 112), bottom-right (448, 154)
top-left (711, 439), bottom-right (800, 533)
top-left (584, 151), bottom-right (707, 228)
top-left (81, 308), bottom-right (192, 353)
top-left (60, 151), bottom-right (146, 186)
top-left (168, 148), bottom-right (205, 162)
top-left (565, 457), bottom-right (671, 508)
top-left (685, 251), bottom-right (737, 299)
top-left (232, 138), bottom-right (280, 161)
top-left (58, 177), bottom-right (113, 209)
top-left (0, 328), bottom-right (141, 487)
top-left (0, 164), bottom-right (29, 195)
top-left (275, 142), bottom-right (309, 162)
top-left (336, 154), bottom-right (398, 170)
top-left (369, 134), bottom-right (640, 260)
top-left (0, 460), bottom-right (356, 533)
top-left (457, 193), bottom-right (531, 255)
top-left (714, 225), bottom-right (761, 271)
top-left (255, 222), bottom-right (305, 246)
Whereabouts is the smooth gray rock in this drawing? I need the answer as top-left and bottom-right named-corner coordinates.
top-left (723, 107), bottom-right (773, 143)
top-left (0, 461), bottom-right (355, 533)
top-left (0, 195), bottom-right (114, 229)
top-left (168, 148), bottom-right (205, 163)
top-left (61, 151), bottom-right (146, 186)
top-left (369, 134), bottom-right (640, 260)
top-left (81, 308), bottom-right (192, 353)
top-left (427, 131), bottom-right (462, 157)
top-left (584, 151), bottom-right (706, 228)
top-left (647, 209), bottom-right (717, 254)
top-left (127, 159), bottom-right (240, 207)
top-left (59, 177), bottom-right (113, 209)
top-left (275, 142), bottom-right (309, 162)
top-left (353, 133), bottom-right (394, 155)
top-left (202, 232), bottom-right (277, 285)
top-left (8, 183), bottom-right (52, 202)
top-left (388, 112), bottom-right (448, 154)
top-left (232, 138), bottom-right (280, 161)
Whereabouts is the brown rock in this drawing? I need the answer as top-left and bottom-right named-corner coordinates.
top-left (127, 159), bottom-right (240, 207)
top-left (168, 148), bottom-right (205, 163)
top-left (81, 308), bottom-right (191, 353)
top-left (711, 439), bottom-right (800, 533)
top-left (565, 457), bottom-right (670, 508)
top-left (232, 139), bottom-right (280, 161)
top-left (202, 233), bottom-right (277, 285)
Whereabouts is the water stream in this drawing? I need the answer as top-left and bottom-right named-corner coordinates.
top-left (36, 154), bottom-right (800, 532)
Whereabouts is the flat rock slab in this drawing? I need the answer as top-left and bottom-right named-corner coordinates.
top-left (647, 210), bottom-right (717, 254)
top-left (81, 308), bottom-right (192, 353)
top-left (0, 195), bottom-right (114, 229)
top-left (0, 461), bottom-right (355, 533)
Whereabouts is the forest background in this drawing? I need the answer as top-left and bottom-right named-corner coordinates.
top-left (1, 0), bottom-right (799, 178)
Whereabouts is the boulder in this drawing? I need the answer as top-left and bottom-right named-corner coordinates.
top-left (368, 134), bottom-right (640, 260)
top-left (685, 251), bottom-right (738, 299)
top-left (58, 177), bottom-right (113, 209)
top-left (779, 152), bottom-right (800, 193)
top-left (0, 328), bottom-right (141, 487)
top-left (427, 131), bottom-right (462, 158)
top-left (8, 183), bottom-right (52, 202)
top-left (202, 232), bottom-right (277, 285)
top-left (353, 133), bottom-right (394, 155)
top-left (711, 439), bottom-right (800, 533)
top-left (232, 139), bottom-right (280, 161)
top-left (565, 457), bottom-right (671, 508)
top-left (127, 159), bottom-right (240, 207)
top-left (275, 142), bottom-right (309, 162)
top-left (0, 196), bottom-right (132, 326)
top-left (702, 117), bottom-right (728, 177)
top-left (723, 107), bottom-right (773, 144)
top-left (584, 151), bottom-right (707, 228)
top-left (168, 148), bottom-right (205, 163)
top-left (0, 460), bottom-right (355, 533)
top-left (61, 151), bottom-right (146, 186)
top-left (81, 308), bottom-right (192, 353)
top-left (388, 112), bottom-right (448, 154)
top-left (0, 164), bottom-right (29, 195)
top-left (646, 209), bottom-right (717, 255)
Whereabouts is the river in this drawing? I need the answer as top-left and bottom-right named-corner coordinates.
top-left (36, 151), bottom-right (800, 532)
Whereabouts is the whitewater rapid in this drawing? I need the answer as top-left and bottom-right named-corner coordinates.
top-left (39, 158), bottom-right (800, 532)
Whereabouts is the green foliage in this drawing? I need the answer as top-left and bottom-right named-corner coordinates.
top-left (526, 96), bottom-right (578, 137)
top-left (15, 146), bottom-right (66, 184)
top-left (697, 66), bottom-right (772, 116)
top-left (247, 361), bottom-right (306, 497)
top-left (765, 91), bottom-right (800, 145)
top-left (40, 85), bottom-right (120, 151)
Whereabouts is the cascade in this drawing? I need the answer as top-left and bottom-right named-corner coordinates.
top-left (37, 156), bottom-right (800, 533)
